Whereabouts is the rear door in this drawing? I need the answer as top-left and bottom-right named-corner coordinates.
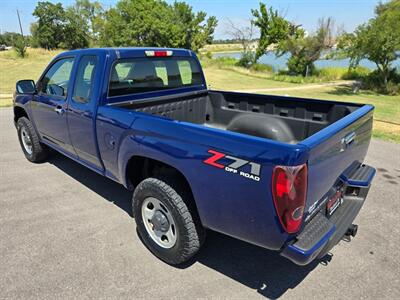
top-left (31, 56), bottom-right (76, 154)
top-left (67, 54), bottom-right (103, 170)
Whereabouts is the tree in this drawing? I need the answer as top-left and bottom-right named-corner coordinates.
top-left (277, 18), bottom-right (335, 76)
top-left (172, 1), bottom-right (217, 52)
top-left (337, 0), bottom-right (400, 88)
top-left (29, 23), bottom-right (40, 48)
top-left (62, 6), bottom-right (90, 49)
top-left (225, 19), bottom-right (255, 52)
top-left (68, 0), bottom-right (104, 45)
top-left (32, 1), bottom-right (66, 50)
top-left (13, 35), bottom-right (27, 57)
top-left (0, 31), bottom-right (23, 46)
top-left (99, 0), bottom-right (217, 52)
top-left (225, 19), bottom-right (256, 68)
top-left (100, 0), bottom-right (174, 47)
top-left (31, 0), bottom-right (100, 49)
top-left (251, 3), bottom-right (293, 61)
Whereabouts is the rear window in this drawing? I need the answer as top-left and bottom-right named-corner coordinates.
top-left (108, 57), bottom-right (203, 97)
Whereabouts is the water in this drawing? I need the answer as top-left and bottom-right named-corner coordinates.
top-left (213, 51), bottom-right (400, 71)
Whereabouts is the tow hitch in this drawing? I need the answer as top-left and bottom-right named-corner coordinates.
top-left (345, 224), bottom-right (358, 238)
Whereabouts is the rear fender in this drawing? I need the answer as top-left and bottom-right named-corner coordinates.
top-left (117, 132), bottom-right (192, 191)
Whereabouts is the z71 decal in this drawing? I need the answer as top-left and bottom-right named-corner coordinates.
top-left (203, 150), bottom-right (261, 181)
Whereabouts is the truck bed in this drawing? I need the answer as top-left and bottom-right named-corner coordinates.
top-left (113, 90), bottom-right (362, 143)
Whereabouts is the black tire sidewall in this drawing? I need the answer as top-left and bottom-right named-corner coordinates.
top-left (17, 118), bottom-right (35, 161)
top-left (133, 178), bottom-right (197, 265)
top-left (17, 117), bottom-right (47, 163)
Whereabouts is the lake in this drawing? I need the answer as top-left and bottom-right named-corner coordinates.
top-left (213, 52), bottom-right (400, 71)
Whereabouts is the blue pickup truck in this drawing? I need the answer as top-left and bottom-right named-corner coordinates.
top-left (13, 48), bottom-right (376, 265)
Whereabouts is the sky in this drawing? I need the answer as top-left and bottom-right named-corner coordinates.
top-left (0, 0), bottom-right (381, 39)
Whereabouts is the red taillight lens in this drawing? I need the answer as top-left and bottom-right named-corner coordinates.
top-left (272, 164), bottom-right (308, 233)
top-left (154, 51), bottom-right (167, 57)
top-left (145, 50), bottom-right (173, 57)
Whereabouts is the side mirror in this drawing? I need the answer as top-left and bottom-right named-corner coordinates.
top-left (16, 80), bottom-right (36, 94)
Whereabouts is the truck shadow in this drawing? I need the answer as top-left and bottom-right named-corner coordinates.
top-left (48, 153), bottom-right (331, 298)
top-left (48, 153), bottom-right (133, 216)
top-left (194, 230), bottom-right (331, 298)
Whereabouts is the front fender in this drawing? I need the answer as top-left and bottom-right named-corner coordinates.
top-left (13, 95), bottom-right (37, 132)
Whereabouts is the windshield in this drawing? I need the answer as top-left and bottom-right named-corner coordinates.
top-left (108, 57), bottom-right (203, 97)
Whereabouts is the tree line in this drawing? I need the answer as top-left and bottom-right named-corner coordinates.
top-left (28, 0), bottom-right (217, 52)
top-left (1, 0), bottom-right (398, 93)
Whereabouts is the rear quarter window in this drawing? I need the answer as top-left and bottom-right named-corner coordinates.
top-left (108, 57), bottom-right (203, 97)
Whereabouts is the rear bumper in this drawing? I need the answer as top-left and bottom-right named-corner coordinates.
top-left (280, 163), bottom-right (375, 265)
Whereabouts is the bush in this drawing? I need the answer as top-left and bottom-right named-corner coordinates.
top-left (271, 74), bottom-right (322, 84)
top-left (250, 63), bottom-right (273, 73)
top-left (214, 56), bottom-right (238, 67)
top-left (362, 69), bottom-right (400, 95)
top-left (342, 66), bottom-right (371, 80)
top-left (385, 81), bottom-right (400, 95)
top-left (236, 51), bottom-right (255, 68)
top-left (287, 55), bottom-right (316, 76)
top-left (315, 66), bottom-right (371, 81)
top-left (316, 67), bottom-right (345, 80)
top-left (12, 36), bottom-right (27, 58)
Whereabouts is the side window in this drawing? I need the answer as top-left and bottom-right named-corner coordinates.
top-left (40, 57), bottom-right (74, 98)
top-left (177, 60), bottom-right (192, 84)
top-left (72, 56), bottom-right (98, 104)
top-left (154, 61), bottom-right (168, 85)
top-left (114, 62), bottom-right (132, 79)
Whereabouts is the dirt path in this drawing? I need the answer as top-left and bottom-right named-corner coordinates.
top-left (233, 80), bottom-right (354, 93)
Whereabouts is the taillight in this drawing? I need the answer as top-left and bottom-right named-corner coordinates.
top-left (272, 164), bottom-right (308, 233)
top-left (145, 50), bottom-right (173, 57)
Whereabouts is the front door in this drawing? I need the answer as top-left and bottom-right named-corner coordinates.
top-left (31, 57), bottom-right (75, 154)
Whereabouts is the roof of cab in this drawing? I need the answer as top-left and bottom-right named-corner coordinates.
top-left (56, 47), bottom-right (194, 59)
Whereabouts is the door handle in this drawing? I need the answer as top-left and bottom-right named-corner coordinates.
top-left (342, 132), bottom-right (356, 145)
top-left (54, 106), bottom-right (65, 115)
top-left (340, 131), bottom-right (356, 152)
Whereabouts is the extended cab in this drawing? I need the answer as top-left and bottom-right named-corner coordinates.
top-left (13, 48), bottom-right (375, 265)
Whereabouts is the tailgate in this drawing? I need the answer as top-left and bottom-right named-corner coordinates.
top-left (300, 104), bottom-right (374, 222)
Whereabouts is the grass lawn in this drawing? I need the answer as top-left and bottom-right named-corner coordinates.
top-left (0, 48), bottom-right (62, 94)
top-left (1, 48), bottom-right (399, 143)
top-left (203, 66), bottom-right (299, 90)
top-left (0, 48), bottom-right (63, 107)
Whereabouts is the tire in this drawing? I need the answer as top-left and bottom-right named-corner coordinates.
top-left (17, 117), bottom-right (49, 163)
top-left (133, 176), bottom-right (205, 265)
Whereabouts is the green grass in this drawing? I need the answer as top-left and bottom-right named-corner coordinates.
top-left (203, 66), bottom-right (298, 90)
top-left (271, 66), bottom-right (371, 83)
top-left (0, 48), bottom-right (63, 94)
top-left (317, 66), bottom-right (371, 80)
top-left (0, 48), bottom-right (63, 107)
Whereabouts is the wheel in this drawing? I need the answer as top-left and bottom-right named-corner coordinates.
top-left (133, 176), bottom-right (204, 265)
top-left (17, 117), bottom-right (49, 163)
